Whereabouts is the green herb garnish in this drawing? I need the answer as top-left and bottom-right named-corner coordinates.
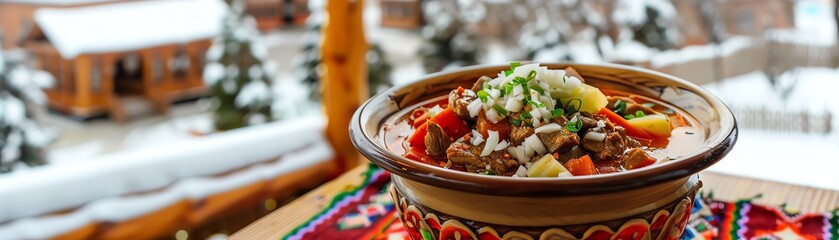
top-left (685, 131), bottom-right (694, 135)
top-left (511, 118), bottom-right (522, 127)
top-left (477, 90), bottom-right (489, 102)
top-left (504, 83), bottom-right (513, 96)
top-left (551, 108), bottom-right (565, 117)
top-left (635, 110), bottom-right (645, 118)
top-left (531, 85), bottom-right (545, 94)
top-left (493, 104), bottom-right (508, 116)
top-left (504, 62), bottom-right (521, 76)
top-left (614, 99), bottom-right (627, 115)
top-left (564, 99), bottom-right (582, 114)
top-left (566, 118), bottom-right (582, 133)
top-left (520, 111), bottom-right (532, 119)
top-left (527, 70), bottom-right (537, 80)
top-left (478, 169), bottom-right (497, 175)
top-left (624, 114), bottom-right (635, 120)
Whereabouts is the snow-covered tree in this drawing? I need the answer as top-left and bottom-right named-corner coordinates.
top-left (204, 0), bottom-right (275, 131)
top-left (612, 0), bottom-right (680, 51)
top-left (367, 43), bottom-right (393, 95)
top-left (418, 0), bottom-right (479, 73)
top-left (0, 51), bottom-right (56, 173)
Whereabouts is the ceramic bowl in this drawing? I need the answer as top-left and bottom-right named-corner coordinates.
top-left (350, 63), bottom-right (737, 240)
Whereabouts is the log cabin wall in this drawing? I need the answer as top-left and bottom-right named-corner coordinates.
top-left (24, 40), bottom-right (212, 120)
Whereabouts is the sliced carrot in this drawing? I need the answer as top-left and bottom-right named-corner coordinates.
top-left (412, 112), bottom-right (428, 128)
top-left (408, 122), bottom-right (428, 150)
top-left (565, 155), bottom-right (596, 176)
top-left (599, 108), bottom-right (654, 140)
top-left (429, 108), bottom-right (470, 139)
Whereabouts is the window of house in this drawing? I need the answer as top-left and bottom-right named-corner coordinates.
top-left (91, 58), bottom-right (102, 94)
top-left (168, 48), bottom-right (191, 79)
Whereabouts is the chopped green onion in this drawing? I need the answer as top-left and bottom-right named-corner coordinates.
top-left (642, 103), bottom-right (656, 108)
top-left (493, 104), bottom-right (508, 116)
top-left (503, 62), bottom-right (522, 77)
top-left (624, 114), bottom-right (635, 120)
top-left (478, 169), bottom-right (497, 175)
top-left (527, 70), bottom-right (537, 80)
top-left (562, 75), bottom-right (568, 83)
top-left (551, 108), bottom-right (564, 117)
top-left (504, 83), bottom-right (513, 96)
top-left (530, 100), bottom-right (545, 108)
top-left (564, 99), bottom-right (582, 114)
top-left (566, 118), bottom-right (582, 133)
top-left (635, 110), bottom-right (645, 118)
top-left (520, 111), bottom-right (532, 119)
top-left (477, 90), bottom-right (489, 102)
top-left (531, 85), bottom-right (545, 94)
top-left (510, 61), bottom-right (521, 70)
top-left (483, 81), bottom-right (491, 90)
top-left (614, 100), bottom-right (627, 115)
top-left (511, 118), bottom-right (522, 127)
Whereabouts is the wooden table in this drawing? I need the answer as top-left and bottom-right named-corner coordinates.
top-left (231, 164), bottom-right (839, 239)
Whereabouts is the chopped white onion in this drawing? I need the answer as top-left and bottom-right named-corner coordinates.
top-left (495, 140), bottom-right (509, 151)
top-left (485, 108), bottom-right (501, 123)
top-left (584, 131), bottom-right (607, 142)
top-left (530, 108), bottom-right (542, 120)
top-left (532, 119), bottom-right (542, 128)
top-left (467, 99), bottom-right (482, 118)
top-left (596, 120), bottom-right (606, 128)
top-left (481, 130), bottom-right (500, 157)
top-left (515, 165), bottom-right (528, 177)
top-left (470, 130), bottom-right (484, 145)
top-left (488, 89), bottom-right (501, 99)
top-left (486, 165), bottom-right (491, 170)
top-left (539, 108), bottom-right (551, 119)
top-left (512, 85), bottom-right (523, 96)
top-left (428, 105), bottom-right (444, 117)
top-left (504, 98), bottom-right (523, 112)
top-left (535, 123), bottom-right (563, 134)
top-left (524, 134), bottom-right (547, 156)
top-left (507, 146), bottom-right (528, 164)
top-left (569, 115), bottom-right (579, 124)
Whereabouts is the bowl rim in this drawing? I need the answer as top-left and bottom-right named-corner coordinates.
top-left (350, 62), bottom-right (738, 196)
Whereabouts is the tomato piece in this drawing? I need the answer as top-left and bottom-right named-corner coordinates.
top-left (405, 147), bottom-right (437, 165)
top-left (564, 155), bottom-right (596, 176)
top-left (475, 111), bottom-right (511, 140)
top-left (408, 122), bottom-right (428, 150)
top-left (429, 108), bottom-right (470, 139)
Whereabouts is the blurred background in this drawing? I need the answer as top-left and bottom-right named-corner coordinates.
top-left (0, 0), bottom-right (836, 239)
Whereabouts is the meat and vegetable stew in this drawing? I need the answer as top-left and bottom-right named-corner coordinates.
top-left (383, 63), bottom-right (703, 177)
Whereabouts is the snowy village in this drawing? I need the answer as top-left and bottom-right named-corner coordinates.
top-left (0, 0), bottom-right (837, 239)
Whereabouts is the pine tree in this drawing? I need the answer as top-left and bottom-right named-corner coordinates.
top-left (0, 51), bottom-right (56, 173)
top-left (612, 0), bottom-right (679, 51)
top-left (418, 0), bottom-right (479, 73)
top-left (367, 43), bottom-right (393, 96)
top-left (204, 0), bottom-right (275, 131)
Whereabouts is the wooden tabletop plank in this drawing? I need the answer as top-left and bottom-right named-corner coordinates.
top-left (232, 165), bottom-right (839, 239)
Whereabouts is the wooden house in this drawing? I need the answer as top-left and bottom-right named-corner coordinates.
top-left (245, 0), bottom-right (309, 31)
top-left (19, 0), bottom-right (227, 121)
top-left (380, 0), bottom-right (422, 29)
top-left (0, 0), bottom-right (136, 50)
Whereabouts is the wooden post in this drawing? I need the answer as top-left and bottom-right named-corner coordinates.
top-left (321, 0), bottom-right (368, 173)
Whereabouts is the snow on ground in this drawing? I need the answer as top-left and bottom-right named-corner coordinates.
top-left (702, 68), bottom-right (839, 191)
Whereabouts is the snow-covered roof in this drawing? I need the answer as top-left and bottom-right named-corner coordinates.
top-left (0, 0), bottom-right (117, 5)
top-left (32, 0), bottom-right (227, 59)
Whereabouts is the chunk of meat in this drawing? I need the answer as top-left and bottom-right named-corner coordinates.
top-left (476, 111), bottom-right (511, 140)
top-left (557, 146), bottom-right (587, 164)
top-left (509, 124), bottom-right (534, 145)
top-left (581, 130), bottom-right (627, 161)
top-left (448, 89), bottom-right (476, 120)
top-left (446, 136), bottom-right (518, 174)
top-left (571, 112), bottom-right (607, 132)
top-left (621, 148), bottom-right (655, 170)
top-left (537, 127), bottom-right (579, 154)
top-left (615, 127), bottom-right (641, 148)
top-left (425, 122), bottom-right (452, 158)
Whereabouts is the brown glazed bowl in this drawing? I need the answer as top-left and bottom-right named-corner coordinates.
top-left (350, 63), bottom-right (737, 240)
